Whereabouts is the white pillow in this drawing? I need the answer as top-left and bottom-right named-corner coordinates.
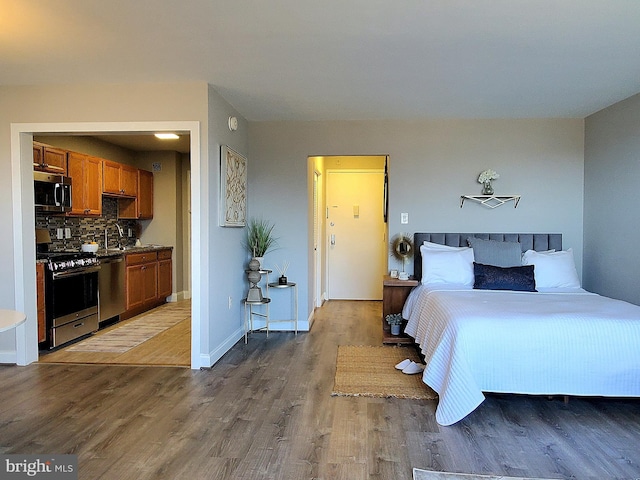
top-left (522, 248), bottom-right (580, 288)
top-left (423, 240), bottom-right (469, 251)
top-left (420, 244), bottom-right (475, 285)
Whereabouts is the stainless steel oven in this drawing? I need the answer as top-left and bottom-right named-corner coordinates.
top-left (41, 252), bottom-right (100, 348)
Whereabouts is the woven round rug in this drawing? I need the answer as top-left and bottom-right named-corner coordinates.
top-left (331, 345), bottom-right (437, 400)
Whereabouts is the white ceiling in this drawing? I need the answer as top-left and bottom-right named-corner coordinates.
top-left (2, 1), bottom-right (640, 121)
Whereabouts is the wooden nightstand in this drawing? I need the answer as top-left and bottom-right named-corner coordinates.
top-left (382, 275), bottom-right (419, 344)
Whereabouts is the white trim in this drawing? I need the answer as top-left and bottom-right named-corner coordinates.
top-left (10, 121), bottom-right (203, 369)
top-left (202, 327), bottom-right (244, 367)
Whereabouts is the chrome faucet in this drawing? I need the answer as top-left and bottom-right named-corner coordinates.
top-left (116, 224), bottom-right (124, 249)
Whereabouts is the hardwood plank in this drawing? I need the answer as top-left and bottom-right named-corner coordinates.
top-left (1, 299), bottom-right (640, 479)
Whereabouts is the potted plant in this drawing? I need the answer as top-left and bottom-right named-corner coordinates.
top-left (385, 313), bottom-right (403, 336)
top-left (245, 218), bottom-right (278, 267)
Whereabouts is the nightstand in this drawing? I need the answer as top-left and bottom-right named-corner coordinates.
top-left (382, 275), bottom-right (419, 344)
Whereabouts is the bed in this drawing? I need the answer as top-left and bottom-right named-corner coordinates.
top-left (403, 233), bottom-right (640, 426)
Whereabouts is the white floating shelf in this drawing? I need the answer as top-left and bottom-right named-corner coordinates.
top-left (460, 195), bottom-right (521, 209)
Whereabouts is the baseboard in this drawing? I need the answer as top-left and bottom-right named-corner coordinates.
top-left (167, 290), bottom-right (191, 303)
top-left (201, 326), bottom-right (244, 368)
top-left (0, 350), bottom-right (17, 365)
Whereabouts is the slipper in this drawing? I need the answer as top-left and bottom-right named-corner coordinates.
top-left (395, 358), bottom-right (412, 370)
top-left (402, 361), bottom-right (425, 375)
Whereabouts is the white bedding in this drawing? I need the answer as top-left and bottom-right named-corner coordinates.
top-left (403, 284), bottom-right (640, 426)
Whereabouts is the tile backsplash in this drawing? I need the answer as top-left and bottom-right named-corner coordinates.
top-left (35, 197), bottom-right (139, 251)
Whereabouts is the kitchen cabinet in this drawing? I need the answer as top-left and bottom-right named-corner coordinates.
top-left (67, 152), bottom-right (103, 216)
top-left (157, 249), bottom-right (172, 300)
top-left (33, 142), bottom-right (67, 175)
top-left (123, 248), bottom-right (173, 319)
top-left (103, 160), bottom-right (138, 197)
top-left (125, 251), bottom-right (158, 312)
top-left (36, 262), bottom-right (46, 343)
top-left (118, 168), bottom-right (153, 219)
top-left (137, 169), bottom-right (154, 219)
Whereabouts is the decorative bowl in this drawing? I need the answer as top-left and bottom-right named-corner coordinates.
top-left (81, 243), bottom-right (99, 253)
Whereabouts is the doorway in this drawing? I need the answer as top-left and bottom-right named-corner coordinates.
top-left (11, 122), bottom-right (202, 368)
top-left (309, 155), bottom-right (388, 303)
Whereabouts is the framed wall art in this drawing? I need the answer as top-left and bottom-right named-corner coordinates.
top-left (219, 145), bottom-right (247, 227)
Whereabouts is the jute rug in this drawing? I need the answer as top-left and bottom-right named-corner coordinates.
top-left (413, 468), bottom-right (557, 480)
top-left (66, 302), bottom-right (190, 353)
top-left (331, 345), bottom-right (437, 400)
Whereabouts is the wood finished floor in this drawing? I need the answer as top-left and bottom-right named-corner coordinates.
top-left (2, 300), bottom-right (640, 479)
top-left (38, 301), bottom-right (191, 367)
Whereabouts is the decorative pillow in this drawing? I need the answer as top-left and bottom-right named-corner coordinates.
top-left (420, 244), bottom-right (474, 285)
top-left (473, 262), bottom-right (537, 292)
top-left (422, 241), bottom-right (469, 251)
top-left (522, 248), bottom-right (580, 288)
top-left (467, 237), bottom-right (522, 267)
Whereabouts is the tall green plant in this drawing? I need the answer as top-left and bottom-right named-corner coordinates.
top-left (246, 218), bottom-right (278, 257)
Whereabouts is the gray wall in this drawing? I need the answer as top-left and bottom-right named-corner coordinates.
top-left (0, 82), bottom-right (249, 368)
top-left (249, 119), bottom-right (585, 320)
top-left (584, 93), bottom-right (640, 305)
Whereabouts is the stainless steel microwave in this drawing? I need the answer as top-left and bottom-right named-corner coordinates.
top-left (34, 171), bottom-right (72, 213)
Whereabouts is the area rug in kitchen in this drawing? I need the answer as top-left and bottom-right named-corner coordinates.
top-left (413, 469), bottom-right (556, 480)
top-left (331, 345), bottom-right (437, 400)
top-left (65, 302), bottom-right (190, 353)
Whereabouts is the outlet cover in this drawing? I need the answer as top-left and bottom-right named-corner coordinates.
top-left (401, 213), bottom-right (409, 224)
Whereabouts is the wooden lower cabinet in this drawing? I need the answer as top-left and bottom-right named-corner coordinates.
top-left (123, 249), bottom-right (172, 319)
top-left (36, 262), bottom-right (46, 343)
top-left (157, 249), bottom-right (172, 300)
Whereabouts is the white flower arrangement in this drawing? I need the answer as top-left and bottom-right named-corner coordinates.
top-left (478, 169), bottom-right (500, 184)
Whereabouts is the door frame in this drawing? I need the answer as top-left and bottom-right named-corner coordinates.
top-left (10, 121), bottom-right (201, 367)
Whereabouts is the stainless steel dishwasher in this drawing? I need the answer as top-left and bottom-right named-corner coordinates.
top-left (98, 255), bottom-right (125, 323)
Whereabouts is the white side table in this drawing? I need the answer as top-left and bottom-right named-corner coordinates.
top-left (267, 281), bottom-right (298, 335)
top-left (0, 309), bottom-right (27, 365)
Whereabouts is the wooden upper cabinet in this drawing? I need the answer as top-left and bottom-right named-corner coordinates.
top-left (103, 160), bottom-right (138, 197)
top-left (67, 152), bottom-right (103, 216)
top-left (118, 168), bottom-right (153, 220)
top-left (138, 169), bottom-right (154, 219)
top-left (121, 164), bottom-right (138, 197)
top-left (33, 142), bottom-right (67, 175)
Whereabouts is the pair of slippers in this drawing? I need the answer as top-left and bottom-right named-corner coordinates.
top-left (395, 358), bottom-right (425, 375)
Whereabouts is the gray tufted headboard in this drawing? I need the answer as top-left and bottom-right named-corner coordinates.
top-left (413, 233), bottom-right (562, 282)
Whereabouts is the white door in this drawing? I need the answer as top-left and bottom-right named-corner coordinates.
top-left (326, 170), bottom-right (386, 300)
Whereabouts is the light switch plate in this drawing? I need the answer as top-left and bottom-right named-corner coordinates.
top-left (401, 212), bottom-right (409, 224)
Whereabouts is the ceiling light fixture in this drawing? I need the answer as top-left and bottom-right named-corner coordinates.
top-left (154, 133), bottom-right (179, 140)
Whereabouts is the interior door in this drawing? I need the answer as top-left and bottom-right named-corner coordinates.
top-left (326, 170), bottom-right (386, 300)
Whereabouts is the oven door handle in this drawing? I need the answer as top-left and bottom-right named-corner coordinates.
top-left (51, 265), bottom-right (101, 279)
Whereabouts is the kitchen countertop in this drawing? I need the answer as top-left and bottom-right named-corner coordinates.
top-left (96, 245), bottom-right (173, 258)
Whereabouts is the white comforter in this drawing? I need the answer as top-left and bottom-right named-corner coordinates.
top-left (403, 284), bottom-right (640, 426)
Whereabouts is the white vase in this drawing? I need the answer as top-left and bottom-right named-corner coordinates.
top-left (254, 256), bottom-right (264, 270)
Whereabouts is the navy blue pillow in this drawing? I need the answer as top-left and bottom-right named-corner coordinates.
top-left (473, 262), bottom-right (537, 292)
